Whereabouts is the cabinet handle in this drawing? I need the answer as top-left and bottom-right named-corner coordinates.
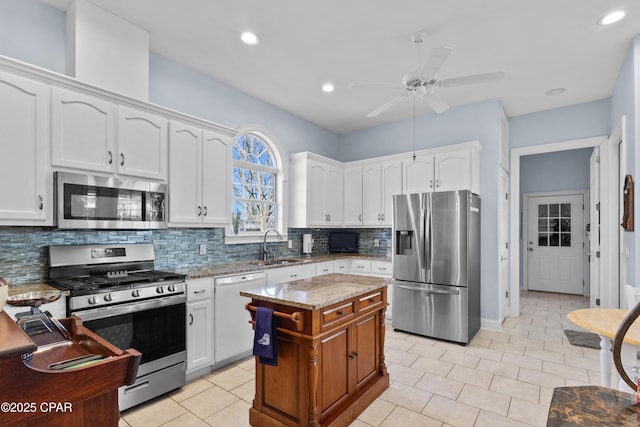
top-left (381, 214), bottom-right (385, 221)
top-left (337, 310), bottom-right (343, 316)
top-left (120, 153), bottom-right (125, 166)
top-left (38, 195), bottom-right (43, 210)
top-left (290, 274), bottom-right (298, 278)
top-left (322, 268), bottom-right (329, 272)
top-left (189, 313), bottom-right (194, 325)
top-left (203, 206), bottom-right (208, 216)
top-left (338, 265), bottom-right (345, 270)
top-left (429, 179), bottom-right (433, 188)
top-left (348, 353), bottom-right (355, 359)
top-left (108, 150), bottom-right (113, 164)
top-left (197, 206), bottom-right (202, 216)
top-left (378, 267), bottom-right (386, 271)
top-left (357, 265), bottom-right (364, 269)
top-left (369, 298), bottom-right (375, 303)
top-left (436, 179), bottom-right (440, 188)
top-left (359, 214), bottom-right (362, 222)
top-left (193, 289), bottom-right (206, 294)
top-left (327, 214), bottom-right (330, 221)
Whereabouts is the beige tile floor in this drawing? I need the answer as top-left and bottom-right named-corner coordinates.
top-left (120, 290), bottom-right (601, 427)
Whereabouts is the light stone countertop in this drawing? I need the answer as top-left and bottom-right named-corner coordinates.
top-left (240, 273), bottom-right (390, 310)
top-left (178, 253), bottom-right (390, 280)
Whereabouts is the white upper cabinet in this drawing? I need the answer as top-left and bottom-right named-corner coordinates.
top-left (0, 71), bottom-right (52, 225)
top-left (290, 153), bottom-right (343, 228)
top-left (362, 160), bottom-right (402, 226)
top-left (403, 144), bottom-right (480, 194)
top-left (343, 165), bottom-right (363, 226)
top-left (117, 105), bottom-right (167, 180)
top-left (52, 87), bottom-right (169, 180)
top-left (169, 120), bottom-right (232, 226)
top-left (201, 128), bottom-right (231, 225)
top-left (51, 86), bottom-right (116, 174)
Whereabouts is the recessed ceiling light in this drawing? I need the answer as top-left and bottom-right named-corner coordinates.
top-left (240, 32), bottom-right (260, 45)
top-left (545, 88), bottom-right (565, 96)
top-left (322, 83), bottom-right (335, 93)
top-left (600, 10), bottom-right (626, 25)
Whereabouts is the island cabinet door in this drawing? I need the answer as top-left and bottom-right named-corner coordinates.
top-left (354, 312), bottom-right (379, 389)
top-left (319, 325), bottom-right (352, 417)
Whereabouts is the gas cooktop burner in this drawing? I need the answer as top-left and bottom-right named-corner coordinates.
top-left (51, 270), bottom-right (185, 292)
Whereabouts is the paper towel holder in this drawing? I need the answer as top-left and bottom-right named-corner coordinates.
top-left (302, 234), bottom-right (313, 257)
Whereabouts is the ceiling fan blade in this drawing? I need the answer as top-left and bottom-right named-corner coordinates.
top-left (422, 92), bottom-right (450, 114)
top-left (349, 81), bottom-right (404, 89)
top-left (439, 71), bottom-right (506, 88)
top-left (367, 93), bottom-right (408, 117)
top-left (418, 47), bottom-right (453, 79)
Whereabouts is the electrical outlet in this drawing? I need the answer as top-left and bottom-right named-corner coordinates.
top-left (374, 239), bottom-right (380, 247)
top-left (199, 244), bottom-right (207, 255)
top-left (386, 240), bottom-right (392, 248)
top-left (288, 239), bottom-right (293, 249)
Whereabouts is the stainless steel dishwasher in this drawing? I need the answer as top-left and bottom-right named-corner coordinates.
top-left (214, 271), bottom-right (266, 363)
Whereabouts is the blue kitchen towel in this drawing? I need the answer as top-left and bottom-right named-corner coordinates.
top-left (253, 306), bottom-right (277, 366)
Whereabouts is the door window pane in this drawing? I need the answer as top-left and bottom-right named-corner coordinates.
top-left (537, 202), bottom-right (572, 247)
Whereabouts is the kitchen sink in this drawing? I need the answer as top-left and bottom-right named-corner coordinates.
top-left (251, 258), bottom-right (301, 266)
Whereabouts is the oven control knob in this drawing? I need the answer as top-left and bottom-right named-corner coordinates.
top-left (88, 296), bottom-right (101, 305)
top-left (131, 289), bottom-right (140, 298)
top-left (156, 286), bottom-right (164, 294)
top-left (104, 293), bottom-right (113, 302)
top-left (168, 284), bottom-right (176, 292)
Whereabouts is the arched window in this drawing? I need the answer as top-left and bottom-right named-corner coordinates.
top-left (230, 129), bottom-right (286, 239)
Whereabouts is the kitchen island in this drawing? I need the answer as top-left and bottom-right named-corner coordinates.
top-left (242, 273), bottom-right (390, 427)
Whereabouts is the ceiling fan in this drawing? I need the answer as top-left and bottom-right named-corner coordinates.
top-left (350, 33), bottom-right (506, 117)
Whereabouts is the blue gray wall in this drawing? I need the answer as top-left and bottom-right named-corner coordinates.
top-left (520, 148), bottom-right (593, 195)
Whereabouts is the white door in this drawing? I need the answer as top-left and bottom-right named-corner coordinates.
top-left (526, 194), bottom-right (585, 294)
top-left (362, 164), bottom-right (382, 225)
top-left (498, 168), bottom-right (509, 322)
top-left (380, 160), bottom-right (402, 225)
top-left (589, 147), bottom-right (601, 307)
top-left (403, 154), bottom-right (434, 194)
top-left (168, 121), bottom-right (202, 224)
top-left (343, 166), bottom-right (363, 225)
top-left (434, 150), bottom-right (471, 192)
top-left (117, 106), bottom-right (167, 180)
top-left (325, 165), bottom-right (343, 225)
top-left (202, 129), bottom-right (231, 224)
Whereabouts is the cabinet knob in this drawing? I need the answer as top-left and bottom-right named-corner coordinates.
top-left (429, 180), bottom-right (433, 188)
top-left (108, 150), bottom-right (113, 165)
top-left (337, 310), bottom-right (343, 316)
top-left (197, 206), bottom-right (202, 216)
top-left (120, 153), bottom-right (125, 166)
top-left (436, 179), bottom-right (440, 188)
top-left (38, 195), bottom-right (43, 210)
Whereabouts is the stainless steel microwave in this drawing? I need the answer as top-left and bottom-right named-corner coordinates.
top-left (54, 172), bottom-right (167, 229)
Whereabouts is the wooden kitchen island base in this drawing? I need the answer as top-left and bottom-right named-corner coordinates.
top-left (243, 274), bottom-right (390, 427)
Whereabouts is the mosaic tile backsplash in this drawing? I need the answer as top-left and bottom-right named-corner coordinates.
top-left (0, 227), bottom-right (391, 284)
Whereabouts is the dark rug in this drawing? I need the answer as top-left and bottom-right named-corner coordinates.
top-left (564, 330), bottom-right (601, 350)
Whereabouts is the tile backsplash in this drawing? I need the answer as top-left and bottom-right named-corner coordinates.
top-left (0, 227), bottom-right (391, 284)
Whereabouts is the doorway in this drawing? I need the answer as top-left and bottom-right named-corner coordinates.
top-left (523, 192), bottom-right (587, 295)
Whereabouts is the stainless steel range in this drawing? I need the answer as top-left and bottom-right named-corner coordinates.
top-left (47, 243), bottom-right (187, 411)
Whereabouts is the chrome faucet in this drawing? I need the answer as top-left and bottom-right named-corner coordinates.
top-left (263, 228), bottom-right (284, 262)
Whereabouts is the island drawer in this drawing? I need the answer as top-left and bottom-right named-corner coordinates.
top-left (358, 290), bottom-right (384, 312)
top-left (321, 300), bottom-right (355, 329)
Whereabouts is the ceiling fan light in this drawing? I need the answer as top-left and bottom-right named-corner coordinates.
top-left (600, 10), bottom-right (626, 25)
top-left (240, 31), bottom-right (260, 45)
top-left (322, 83), bottom-right (335, 93)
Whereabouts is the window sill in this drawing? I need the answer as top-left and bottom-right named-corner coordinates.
top-left (224, 232), bottom-right (289, 245)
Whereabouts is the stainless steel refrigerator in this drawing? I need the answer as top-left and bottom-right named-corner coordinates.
top-left (392, 190), bottom-right (480, 344)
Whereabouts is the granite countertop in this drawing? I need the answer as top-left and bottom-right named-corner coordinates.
top-left (240, 273), bottom-right (390, 310)
top-left (8, 282), bottom-right (68, 298)
top-left (178, 253), bottom-right (391, 280)
top-left (546, 386), bottom-right (637, 426)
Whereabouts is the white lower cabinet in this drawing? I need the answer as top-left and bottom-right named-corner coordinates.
top-left (333, 259), bottom-right (350, 274)
top-left (186, 278), bottom-right (213, 376)
top-left (266, 264), bottom-right (315, 285)
top-left (314, 261), bottom-right (334, 276)
top-left (350, 259), bottom-right (372, 274)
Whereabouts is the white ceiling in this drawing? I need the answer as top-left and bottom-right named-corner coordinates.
top-left (42, 0), bottom-right (640, 134)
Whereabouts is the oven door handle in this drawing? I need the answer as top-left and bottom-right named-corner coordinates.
top-left (72, 295), bottom-right (187, 322)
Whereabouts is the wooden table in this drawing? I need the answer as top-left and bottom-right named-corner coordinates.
top-left (567, 308), bottom-right (640, 388)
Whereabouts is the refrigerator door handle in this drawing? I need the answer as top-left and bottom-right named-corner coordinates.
top-left (396, 284), bottom-right (461, 295)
